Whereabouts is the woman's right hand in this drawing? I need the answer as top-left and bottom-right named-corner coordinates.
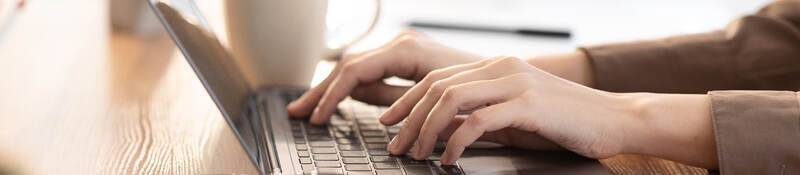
top-left (286, 31), bottom-right (484, 125)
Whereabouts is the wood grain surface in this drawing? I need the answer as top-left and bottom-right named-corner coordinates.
top-left (0, 0), bottom-right (708, 174)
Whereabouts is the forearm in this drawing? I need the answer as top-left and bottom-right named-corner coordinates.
top-left (620, 93), bottom-right (718, 169)
top-left (525, 50), bottom-right (595, 88)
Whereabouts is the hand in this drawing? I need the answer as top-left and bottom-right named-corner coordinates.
top-left (381, 56), bottom-right (638, 164)
top-left (286, 31), bottom-right (484, 125)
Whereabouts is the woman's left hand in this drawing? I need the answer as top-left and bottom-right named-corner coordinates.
top-left (380, 56), bottom-right (641, 165)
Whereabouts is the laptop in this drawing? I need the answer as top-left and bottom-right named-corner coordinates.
top-left (147, 0), bottom-right (611, 174)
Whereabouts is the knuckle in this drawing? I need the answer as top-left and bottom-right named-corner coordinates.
top-left (520, 90), bottom-right (540, 104)
top-left (395, 34), bottom-right (423, 48)
top-left (425, 69), bottom-right (446, 80)
top-left (429, 81), bottom-right (449, 95)
top-left (466, 112), bottom-right (489, 129)
top-left (440, 86), bottom-right (461, 102)
top-left (498, 56), bottom-right (524, 64)
top-left (398, 30), bottom-right (421, 37)
top-left (341, 61), bottom-right (362, 74)
top-left (493, 56), bottom-right (528, 69)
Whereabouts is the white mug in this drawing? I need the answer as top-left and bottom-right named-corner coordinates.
top-left (225, 0), bottom-right (379, 88)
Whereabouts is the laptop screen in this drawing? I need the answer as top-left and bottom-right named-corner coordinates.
top-left (147, 0), bottom-right (266, 172)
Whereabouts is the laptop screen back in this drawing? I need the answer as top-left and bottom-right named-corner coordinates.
top-left (146, 0), bottom-right (266, 172)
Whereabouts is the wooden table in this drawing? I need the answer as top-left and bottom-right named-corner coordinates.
top-left (0, 0), bottom-right (709, 174)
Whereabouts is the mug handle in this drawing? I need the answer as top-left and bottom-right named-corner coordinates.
top-left (323, 0), bottom-right (381, 61)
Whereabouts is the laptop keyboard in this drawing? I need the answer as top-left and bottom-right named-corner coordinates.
top-left (284, 92), bottom-right (463, 175)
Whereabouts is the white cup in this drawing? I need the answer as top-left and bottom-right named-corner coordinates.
top-left (225, 0), bottom-right (379, 88)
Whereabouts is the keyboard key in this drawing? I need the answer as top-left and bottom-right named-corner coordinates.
top-left (368, 150), bottom-right (389, 156)
top-left (428, 153), bottom-right (441, 161)
top-left (302, 164), bottom-right (315, 170)
top-left (336, 138), bottom-right (360, 144)
top-left (299, 158), bottom-right (312, 164)
top-left (337, 144), bottom-right (363, 151)
top-left (312, 148), bottom-right (337, 154)
top-left (369, 156), bottom-right (396, 162)
top-left (295, 139), bottom-right (307, 144)
top-left (313, 154), bottom-right (339, 161)
top-left (342, 158), bottom-right (369, 164)
top-left (386, 127), bottom-right (400, 134)
top-left (361, 131), bottom-right (385, 137)
top-left (372, 162), bottom-right (400, 169)
top-left (356, 118), bottom-right (378, 124)
top-left (347, 171), bottom-right (375, 175)
top-left (344, 164), bottom-right (372, 171)
top-left (359, 125), bottom-right (383, 131)
top-left (307, 126), bottom-right (330, 134)
top-left (317, 168), bottom-right (344, 175)
top-left (334, 132), bottom-right (356, 138)
top-left (309, 135), bottom-right (333, 141)
top-left (315, 161), bottom-right (341, 168)
top-left (364, 137), bottom-right (388, 143)
top-left (405, 166), bottom-right (434, 175)
top-left (340, 151), bottom-right (366, 157)
top-left (365, 143), bottom-right (387, 150)
top-left (296, 144), bottom-right (308, 150)
top-left (400, 157), bottom-right (430, 167)
top-left (375, 170), bottom-right (402, 175)
top-left (298, 151), bottom-right (310, 157)
top-left (334, 126), bottom-right (353, 132)
top-left (432, 161), bottom-right (463, 175)
top-left (330, 119), bottom-right (351, 126)
top-left (310, 141), bottom-right (335, 147)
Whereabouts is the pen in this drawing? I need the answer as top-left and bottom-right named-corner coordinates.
top-left (409, 20), bottom-right (571, 38)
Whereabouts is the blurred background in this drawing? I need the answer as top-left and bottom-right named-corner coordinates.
top-left (105, 0), bottom-right (773, 56)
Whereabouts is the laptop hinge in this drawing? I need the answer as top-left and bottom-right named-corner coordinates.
top-left (254, 95), bottom-right (282, 174)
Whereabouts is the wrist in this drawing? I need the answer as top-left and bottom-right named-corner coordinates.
top-left (613, 93), bottom-right (654, 156)
top-left (617, 93), bottom-right (718, 169)
top-left (609, 92), bottom-right (651, 156)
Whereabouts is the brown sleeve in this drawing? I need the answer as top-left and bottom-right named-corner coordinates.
top-left (580, 0), bottom-right (800, 93)
top-left (708, 90), bottom-right (800, 174)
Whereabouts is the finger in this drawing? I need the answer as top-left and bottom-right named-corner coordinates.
top-left (441, 100), bottom-right (527, 165)
top-left (412, 75), bottom-right (530, 159)
top-left (287, 66), bottom-right (340, 117)
top-left (380, 56), bottom-right (501, 125)
top-left (308, 63), bottom-right (364, 125)
top-left (436, 115), bottom-right (467, 141)
top-left (384, 57), bottom-right (502, 154)
top-left (350, 82), bottom-right (409, 106)
top-left (437, 116), bottom-right (549, 148)
top-left (287, 51), bottom-right (373, 117)
top-left (287, 32), bottom-right (418, 118)
top-left (388, 57), bottom-right (527, 155)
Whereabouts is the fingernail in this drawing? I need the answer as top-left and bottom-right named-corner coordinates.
top-left (440, 151), bottom-right (451, 165)
top-left (378, 115), bottom-right (387, 124)
top-left (441, 147), bottom-right (462, 165)
top-left (379, 110), bottom-right (391, 123)
top-left (388, 136), bottom-right (399, 153)
top-left (411, 141), bottom-right (423, 159)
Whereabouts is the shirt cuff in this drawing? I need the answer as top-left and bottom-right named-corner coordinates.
top-left (708, 90), bottom-right (800, 174)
